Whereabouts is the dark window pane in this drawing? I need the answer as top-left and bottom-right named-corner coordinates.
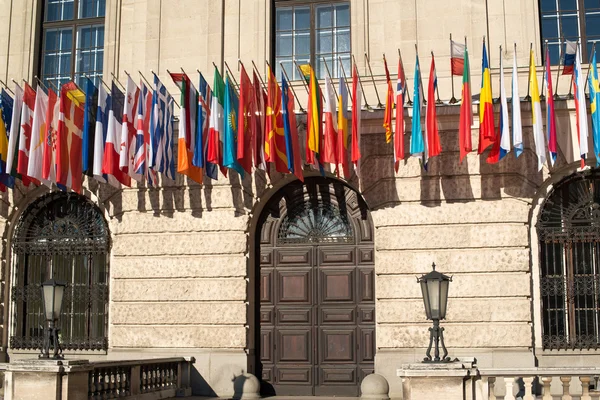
top-left (548, 43), bottom-right (560, 64)
top-left (541, 0), bottom-right (558, 12)
top-left (560, 0), bottom-right (578, 10)
top-left (542, 16), bottom-right (560, 39)
top-left (317, 30), bottom-right (333, 54)
top-left (79, 0), bottom-right (106, 18)
top-left (295, 7), bottom-right (310, 30)
top-left (586, 13), bottom-right (600, 36)
top-left (317, 5), bottom-right (333, 29)
top-left (46, 0), bottom-right (74, 21)
top-left (561, 15), bottom-right (580, 37)
top-left (336, 3), bottom-right (350, 26)
top-left (276, 32), bottom-right (292, 57)
top-left (336, 29), bottom-right (350, 52)
top-left (295, 31), bottom-right (310, 55)
top-left (276, 8), bottom-right (293, 31)
top-left (586, 0), bottom-right (600, 7)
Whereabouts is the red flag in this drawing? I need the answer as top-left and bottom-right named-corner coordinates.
top-left (394, 56), bottom-right (406, 171)
top-left (459, 47), bottom-right (472, 162)
top-left (383, 56), bottom-right (394, 143)
top-left (17, 83), bottom-right (36, 186)
top-left (426, 54), bottom-right (441, 158)
top-left (264, 67), bottom-right (288, 173)
top-left (322, 75), bottom-right (337, 165)
top-left (237, 65), bottom-right (254, 174)
top-left (56, 82), bottom-right (85, 192)
top-left (252, 72), bottom-right (267, 170)
top-left (42, 88), bottom-right (59, 182)
top-left (351, 63), bottom-right (362, 171)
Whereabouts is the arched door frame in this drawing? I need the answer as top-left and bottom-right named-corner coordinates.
top-left (246, 174), bottom-right (374, 394)
top-left (1, 187), bottom-right (112, 359)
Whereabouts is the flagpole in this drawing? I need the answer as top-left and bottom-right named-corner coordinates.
top-left (498, 45), bottom-right (504, 104)
top-left (322, 56), bottom-right (338, 99)
top-left (111, 72), bottom-right (126, 91)
top-left (525, 43), bottom-right (532, 101)
top-left (280, 62), bottom-right (305, 113)
top-left (364, 52), bottom-right (383, 108)
top-left (0, 79), bottom-right (14, 95)
top-left (450, 33), bottom-right (457, 104)
top-left (45, 78), bottom-right (59, 92)
top-left (352, 55), bottom-right (370, 110)
top-left (138, 70), bottom-right (152, 89)
top-left (224, 61), bottom-right (240, 91)
top-left (153, 70), bottom-right (180, 108)
top-left (554, 39), bottom-right (563, 99)
top-left (584, 41), bottom-right (597, 95)
top-left (338, 56), bottom-right (352, 103)
top-left (432, 51), bottom-right (442, 104)
top-left (293, 60), bottom-right (310, 96)
top-left (398, 49), bottom-right (412, 105)
top-left (33, 75), bottom-right (48, 92)
top-left (416, 44), bottom-right (426, 105)
top-left (463, 36), bottom-right (468, 103)
top-left (251, 60), bottom-right (267, 91)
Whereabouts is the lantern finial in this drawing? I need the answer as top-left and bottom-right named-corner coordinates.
top-left (432, 262), bottom-right (436, 271)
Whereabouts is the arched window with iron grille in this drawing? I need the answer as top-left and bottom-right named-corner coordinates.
top-left (10, 192), bottom-right (110, 351)
top-left (538, 171), bottom-right (600, 350)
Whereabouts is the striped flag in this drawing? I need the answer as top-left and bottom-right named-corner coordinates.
top-left (82, 77), bottom-right (98, 176)
top-left (451, 40), bottom-right (466, 76)
top-left (337, 76), bottom-right (349, 178)
top-left (92, 82), bottom-right (111, 183)
top-left (487, 49), bottom-right (510, 164)
top-left (563, 40), bottom-right (577, 75)
top-left (574, 42), bottom-right (589, 167)
top-left (458, 45), bottom-right (472, 163)
top-left (281, 74), bottom-right (303, 182)
top-left (529, 49), bottom-right (547, 170)
top-left (322, 75), bottom-right (338, 165)
top-left (410, 54), bottom-right (426, 165)
top-left (27, 86), bottom-right (49, 184)
top-left (0, 89), bottom-right (15, 188)
top-left (264, 66), bottom-right (288, 173)
top-left (383, 55), bottom-right (394, 143)
top-left (149, 74), bottom-right (175, 180)
top-left (102, 83), bottom-right (131, 187)
top-left (426, 54), bottom-right (441, 159)
top-left (42, 88), bottom-right (59, 184)
top-left (119, 76), bottom-right (141, 181)
top-left (478, 42), bottom-right (495, 154)
top-left (16, 83), bottom-right (37, 185)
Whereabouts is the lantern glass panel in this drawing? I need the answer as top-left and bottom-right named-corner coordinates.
top-left (42, 284), bottom-right (55, 321)
top-left (427, 279), bottom-right (441, 320)
top-left (420, 280), bottom-right (432, 319)
top-left (439, 279), bottom-right (450, 319)
top-left (53, 284), bottom-right (65, 320)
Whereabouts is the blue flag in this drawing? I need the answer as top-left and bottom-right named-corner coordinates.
top-left (0, 89), bottom-right (14, 188)
top-left (223, 77), bottom-right (244, 176)
top-left (194, 73), bottom-right (218, 180)
top-left (82, 78), bottom-right (98, 176)
top-left (410, 55), bottom-right (424, 158)
top-left (589, 49), bottom-right (600, 166)
top-left (149, 74), bottom-right (175, 180)
top-left (281, 73), bottom-right (294, 173)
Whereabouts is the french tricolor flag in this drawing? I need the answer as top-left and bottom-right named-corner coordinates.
top-left (562, 40), bottom-right (577, 75)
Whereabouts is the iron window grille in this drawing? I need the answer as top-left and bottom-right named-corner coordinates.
top-left (538, 170), bottom-right (600, 350)
top-left (10, 192), bottom-right (110, 351)
top-left (274, 0), bottom-right (350, 80)
top-left (40, 0), bottom-right (106, 89)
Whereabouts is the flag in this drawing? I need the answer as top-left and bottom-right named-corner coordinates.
top-left (451, 40), bottom-right (466, 76)
top-left (265, 66), bottom-right (288, 173)
top-left (56, 82), bottom-right (85, 192)
top-left (478, 42), bottom-right (495, 154)
top-left (223, 76), bottom-right (244, 176)
top-left (195, 73), bottom-right (217, 180)
top-left (42, 88), bottom-right (59, 184)
top-left (102, 83), bottom-right (131, 187)
top-left (574, 43), bottom-right (589, 167)
top-left (563, 40), bottom-right (577, 75)
top-left (6, 83), bottom-right (23, 182)
top-left (546, 45), bottom-right (558, 165)
top-left (16, 83), bottom-right (37, 186)
top-left (238, 65), bottom-right (254, 174)
top-left (351, 62), bottom-right (362, 174)
top-left (305, 64), bottom-right (323, 169)
top-left (207, 66), bottom-right (227, 176)
top-left (512, 47), bottom-right (523, 158)
top-left (92, 83), bottom-right (111, 183)
top-left (383, 55), bottom-right (394, 143)
top-left (170, 72), bottom-right (204, 184)
top-left (487, 50), bottom-right (510, 164)
top-left (0, 89), bottom-right (15, 188)
top-left (426, 54), bottom-right (441, 159)
top-left (410, 54), bottom-right (426, 165)
top-left (82, 77), bottom-right (98, 176)
top-left (458, 45), bottom-right (472, 163)
top-left (119, 76), bottom-right (141, 181)
top-left (134, 81), bottom-right (156, 184)
top-left (529, 49), bottom-right (547, 170)
top-left (394, 56), bottom-right (406, 171)
top-left (27, 86), bottom-right (49, 184)
top-left (253, 72), bottom-right (267, 170)
top-left (322, 75), bottom-right (338, 165)
top-left (589, 48), bottom-right (600, 166)
top-left (281, 74), bottom-right (303, 181)
top-left (150, 74), bottom-right (175, 180)
top-left (337, 76), bottom-right (350, 178)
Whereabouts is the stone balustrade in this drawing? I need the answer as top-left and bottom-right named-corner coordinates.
top-left (477, 368), bottom-right (600, 400)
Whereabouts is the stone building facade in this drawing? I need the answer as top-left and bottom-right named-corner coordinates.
top-left (0, 0), bottom-right (597, 397)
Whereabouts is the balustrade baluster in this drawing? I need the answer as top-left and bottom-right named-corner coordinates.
top-left (141, 366), bottom-right (147, 393)
top-left (581, 376), bottom-right (593, 400)
top-left (522, 376), bottom-right (535, 400)
top-left (560, 376), bottom-right (573, 400)
top-left (504, 377), bottom-right (516, 400)
top-left (542, 376), bottom-right (553, 400)
top-left (488, 377), bottom-right (496, 400)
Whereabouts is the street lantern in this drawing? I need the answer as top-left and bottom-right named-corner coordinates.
top-left (417, 263), bottom-right (452, 363)
top-left (40, 279), bottom-right (66, 359)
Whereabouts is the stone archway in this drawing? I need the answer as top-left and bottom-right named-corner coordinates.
top-left (255, 177), bottom-right (375, 396)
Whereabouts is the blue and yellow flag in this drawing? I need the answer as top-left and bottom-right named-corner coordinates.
top-left (223, 77), bottom-right (244, 176)
top-left (589, 48), bottom-right (600, 166)
top-left (0, 89), bottom-right (14, 188)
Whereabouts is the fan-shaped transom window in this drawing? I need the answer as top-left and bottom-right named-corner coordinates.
top-left (537, 171), bottom-right (600, 350)
top-left (11, 192), bottom-right (109, 351)
top-left (278, 200), bottom-right (353, 244)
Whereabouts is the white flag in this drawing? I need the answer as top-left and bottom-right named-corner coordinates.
top-left (512, 48), bottom-right (523, 157)
top-left (27, 86), bottom-right (49, 185)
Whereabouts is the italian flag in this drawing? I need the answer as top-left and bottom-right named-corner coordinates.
top-left (207, 66), bottom-right (227, 177)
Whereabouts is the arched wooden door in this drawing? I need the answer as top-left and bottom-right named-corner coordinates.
top-left (257, 178), bottom-right (375, 396)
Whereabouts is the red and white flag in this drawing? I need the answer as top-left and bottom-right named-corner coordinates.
top-left (103, 83), bottom-right (130, 187)
top-left (42, 88), bottom-right (59, 183)
top-left (451, 40), bottom-right (466, 76)
top-left (56, 82), bottom-right (85, 192)
top-left (322, 75), bottom-right (338, 166)
top-left (119, 76), bottom-right (141, 181)
top-left (17, 83), bottom-right (37, 186)
top-left (28, 86), bottom-right (49, 185)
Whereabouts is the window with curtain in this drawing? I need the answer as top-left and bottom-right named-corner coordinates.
top-left (41, 0), bottom-right (106, 88)
top-left (274, 1), bottom-right (350, 80)
top-left (540, 0), bottom-right (600, 64)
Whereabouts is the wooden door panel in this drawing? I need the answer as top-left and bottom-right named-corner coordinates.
top-left (320, 367), bottom-right (357, 385)
top-left (277, 367), bottom-right (313, 385)
top-left (277, 308), bottom-right (311, 324)
top-left (320, 328), bottom-right (356, 364)
top-left (320, 307), bottom-right (356, 324)
top-left (320, 269), bottom-right (354, 303)
top-left (277, 328), bottom-right (312, 363)
top-left (277, 248), bottom-right (312, 266)
top-left (260, 328), bottom-right (274, 363)
top-left (260, 306), bottom-right (274, 324)
top-left (358, 248), bottom-right (374, 264)
top-left (319, 247), bottom-right (355, 265)
top-left (359, 327), bottom-right (375, 363)
top-left (358, 306), bottom-right (375, 324)
top-left (358, 268), bottom-right (374, 302)
top-left (260, 270), bottom-right (274, 304)
top-left (277, 269), bottom-right (312, 304)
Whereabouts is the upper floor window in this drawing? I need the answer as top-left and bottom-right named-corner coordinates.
top-left (537, 171), bottom-right (600, 350)
top-left (540, 0), bottom-right (600, 64)
top-left (41, 0), bottom-right (106, 89)
top-left (274, 1), bottom-right (350, 80)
